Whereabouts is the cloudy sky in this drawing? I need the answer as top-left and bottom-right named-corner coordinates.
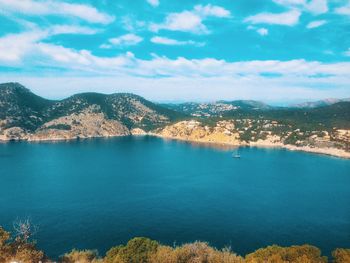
top-left (0, 0), bottom-right (349, 103)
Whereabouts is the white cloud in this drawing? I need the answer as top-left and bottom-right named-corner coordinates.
top-left (150, 11), bottom-right (207, 34)
top-left (247, 26), bottom-right (269, 36)
top-left (0, 31), bottom-right (45, 63)
top-left (150, 4), bottom-right (230, 34)
top-left (194, 4), bottom-right (231, 18)
top-left (1, 29), bottom-right (350, 103)
top-left (0, 0), bottom-right (114, 24)
top-left (273, 0), bottom-right (305, 5)
top-left (121, 16), bottom-right (146, 31)
top-left (150, 36), bottom-right (205, 46)
top-left (344, 48), bottom-right (350, 57)
top-left (99, 44), bottom-right (113, 49)
top-left (257, 28), bottom-right (269, 36)
top-left (104, 34), bottom-right (144, 47)
top-left (306, 0), bottom-right (328, 15)
top-left (0, 26), bottom-right (99, 63)
top-left (244, 10), bottom-right (301, 26)
top-left (10, 42), bottom-right (350, 78)
top-left (50, 25), bottom-right (98, 35)
top-left (306, 20), bottom-right (327, 29)
top-left (37, 43), bottom-right (135, 70)
top-left (147, 0), bottom-right (159, 7)
top-left (273, 0), bottom-right (328, 15)
top-left (1, 38), bottom-right (349, 102)
top-left (3, 75), bottom-right (349, 103)
top-left (335, 3), bottom-right (350, 16)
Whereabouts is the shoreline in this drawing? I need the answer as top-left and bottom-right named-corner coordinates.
top-left (152, 134), bottom-right (350, 159)
top-left (1, 133), bottom-right (350, 159)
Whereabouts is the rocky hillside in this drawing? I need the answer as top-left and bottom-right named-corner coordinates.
top-left (161, 100), bottom-right (271, 117)
top-left (0, 83), bottom-right (182, 141)
top-left (0, 83), bottom-right (54, 131)
top-left (156, 102), bottom-right (350, 158)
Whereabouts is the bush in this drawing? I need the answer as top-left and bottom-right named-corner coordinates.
top-left (0, 225), bottom-right (45, 263)
top-left (332, 248), bottom-right (350, 263)
top-left (61, 249), bottom-right (100, 263)
top-left (173, 242), bottom-right (243, 263)
top-left (0, 227), bottom-right (11, 262)
top-left (105, 237), bottom-right (159, 263)
top-left (245, 244), bottom-right (327, 263)
top-left (46, 124), bottom-right (72, 130)
top-left (149, 245), bottom-right (177, 263)
top-left (149, 242), bottom-right (243, 263)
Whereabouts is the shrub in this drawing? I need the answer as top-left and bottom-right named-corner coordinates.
top-left (173, 242), bottom-right (243, 263)
top-left (61, 249), bottom-right (100, 263)
top-left (245, 244), bottom-right (327, 263)
top-left (0, 227), bottom-right (11, 262)
top-left (46, 124), bottom-right (72, 130)
top-left (0, 222), bottom-right (45, 263)
top-left (105, 237), bottom-right (159, 263)
top-left (148, 245), bottom-right (177, 263)
top-left (332, 248), bottom-right (350, 263)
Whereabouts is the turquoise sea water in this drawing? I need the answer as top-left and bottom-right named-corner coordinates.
top-left (0, 136), bottom-right (349, 259)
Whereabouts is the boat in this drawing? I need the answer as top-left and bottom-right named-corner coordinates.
top-left (232, 149), bottom-right (241, 158)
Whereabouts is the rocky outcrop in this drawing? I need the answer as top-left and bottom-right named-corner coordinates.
top-left (0, 127), bottom-right (28, 141)
top-left (0, 106), bottom-right (130, 141)
top-left (29, 107), bottom-right (130, 141)
top-left (131, 128), bottom-right (147, 135)
top-left (157, 120), bottom-right (240, 145)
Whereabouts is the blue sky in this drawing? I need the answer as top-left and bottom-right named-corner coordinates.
top-left (0, 0), bottom-right (349, 103)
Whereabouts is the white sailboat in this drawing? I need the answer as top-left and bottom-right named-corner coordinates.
top-left (232, 149), bottom-right (241, 158)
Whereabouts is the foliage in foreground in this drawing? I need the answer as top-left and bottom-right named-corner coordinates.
top-left (1, 225), bottom-right (350, 263)
top-left (0, 224), bottom-right (45, 263)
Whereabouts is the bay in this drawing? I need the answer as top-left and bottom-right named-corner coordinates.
top-left (0, 136), bottom-right (349, 259)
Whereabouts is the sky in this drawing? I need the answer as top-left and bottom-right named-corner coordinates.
top-left (0, 0), bottom-right (349, 103)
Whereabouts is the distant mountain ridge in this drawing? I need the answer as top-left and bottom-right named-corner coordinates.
top-left (291, 98), bottom-right (350, 108)
top-left (161, 100), bottom-right (272, 117)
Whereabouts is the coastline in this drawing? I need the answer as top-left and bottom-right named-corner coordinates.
top-left (152, 133), bottom-right (350, 159)
top-left (1, 133), bottom-right (349, 159)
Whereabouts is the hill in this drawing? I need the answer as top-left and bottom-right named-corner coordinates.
top-left (291, 98), bottom-right (350, 108)
top-left (161, 100), bottom-right (271, 117)
top-left (0, 83), bottom-right (183, 141)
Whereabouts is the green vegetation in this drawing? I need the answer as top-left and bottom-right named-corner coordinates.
top-left (105, 237), bottom-right (158, 263)
top-left (46, 124), bottom-right (72, 130)
top-left (332, 249), bottom-right (350, 263)
top-left (0, 224), bottom-right (349, 263)
top-left (0, 223), bottom-right (45, 263)
top-left (245, 245), bottom-right (327, 263)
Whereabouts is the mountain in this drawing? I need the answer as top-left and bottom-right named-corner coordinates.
top-left (161, 100), bottom-right (271, 117)
top-left (0, 82), bottom-right (183, 140)
top-left (291, 98), bottom-right (350, 108)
